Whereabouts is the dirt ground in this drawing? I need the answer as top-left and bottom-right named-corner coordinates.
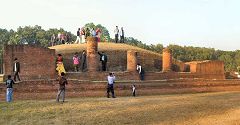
top-left (1, 91), bottom-right (240, 125)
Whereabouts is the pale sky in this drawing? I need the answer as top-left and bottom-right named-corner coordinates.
top-left (1, 0), bottom-right (240, 50)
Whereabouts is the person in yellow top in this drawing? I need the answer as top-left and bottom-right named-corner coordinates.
top-left (56, 54), bottom-right (66, 76)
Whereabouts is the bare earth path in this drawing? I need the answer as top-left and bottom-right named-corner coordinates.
top-left (1, 91), bottom-right (240, 125)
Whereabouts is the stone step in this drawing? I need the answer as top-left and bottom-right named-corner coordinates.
top-left (1, 85), bottom-right (240, 100)
top-left (0, 74), bottom-right (4, 82)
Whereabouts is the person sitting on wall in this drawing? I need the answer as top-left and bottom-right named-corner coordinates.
top-left (98, 51), bottom-right (108, 71)
top-left (137, 63), bottom-right (144, 80)
top-left (56, 54), bottom-right (66, 76)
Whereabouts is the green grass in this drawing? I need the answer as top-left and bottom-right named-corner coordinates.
top-left (1, 92), bottom-right (240, 125)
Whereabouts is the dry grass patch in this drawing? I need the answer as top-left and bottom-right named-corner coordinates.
top-left (49, 43), bottom-right (161, 56)
top-left (1, 92), bottom-right (240, 125)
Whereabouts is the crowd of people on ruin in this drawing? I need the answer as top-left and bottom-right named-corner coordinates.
top-left (51, 32), bottom-right (70, 46)
top-left (75, 27), bottom-right (102, 44)
top-left (5, 25), bottom-right (131, 103)
top-left (114, 26), bottom-right (125, 43)
top-left (50, 25), bottom-right (125, 46)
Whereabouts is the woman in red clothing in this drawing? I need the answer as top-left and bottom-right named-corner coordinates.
top-left (96, 28), bottom-right (101, 42)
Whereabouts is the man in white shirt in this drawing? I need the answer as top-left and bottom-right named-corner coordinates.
top-left (107, 72), bottom-right (116, 98)
top-left (137, 63), bottom-right (144, 80)
top-left (98, 52), bottom-right (108, 71)
top-left (114, 26), bottom-right (119, 43)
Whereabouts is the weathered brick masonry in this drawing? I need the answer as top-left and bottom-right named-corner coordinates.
top-left (3, 45), bottom-right (56, 80)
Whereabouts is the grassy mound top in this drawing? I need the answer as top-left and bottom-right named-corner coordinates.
top-left (49, 42), bottom-right (161, 56)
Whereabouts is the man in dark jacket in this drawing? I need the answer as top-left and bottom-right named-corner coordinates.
top-left (81, 50), bottom-right (87, 72)
top-left (13, 58), bottom-right (21, 82)
top-left (98, 52), bottom-right (108, 71)
top-left (56, 72), bottom-right (68, 102)
top-left (6, 75), bottom-right (15, 102)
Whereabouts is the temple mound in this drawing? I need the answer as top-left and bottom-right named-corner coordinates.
top-left (49, 42), bottom-right (166, 72)
top-left (3, 37), bottom-right (225, 81)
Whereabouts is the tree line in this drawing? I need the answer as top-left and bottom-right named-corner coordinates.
top-left (0, 24), bottom-right (239, 72)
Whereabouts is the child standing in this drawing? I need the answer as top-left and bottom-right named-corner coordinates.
top-left (73, 52), bottom-right (80, 72)
top-left (132, 84), bottom-right (136, 97)
top-left (6, 75), bottom-right (15, 102)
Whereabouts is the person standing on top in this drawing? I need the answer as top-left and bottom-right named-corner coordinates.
top-left (65, 33), bottom-right (70, 44)
top-left (85, 27), bottom-right (90, 39)
top-left (51, 34), bottom-right (56, 46)
top-left (114, 26), bottom-right (119, 43)
top-left (57, 32), bottom-right (61, 45)
top-left (75, 28), bottom-right (81, 44)
top-left (81, 27), bottom-right (86, 43)
top-left (120, 27), bottom-right (125, 43)
top-left (96, 28), bottom-right (101, 42)
top-left (91, 28), bottom-right (97, 37)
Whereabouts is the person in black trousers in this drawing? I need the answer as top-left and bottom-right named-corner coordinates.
top-left (98, 51), bottom-right (108, 71)
top-left (137, 63), bottom-right (144, 80)
top-left (120, 27), bottom-right (124, 43)
top-left (107, 72), bottom-right (116, 98)
top-left (80, 50), bottom-right (87, 72)
top-left (13, 58), bottom-right (21, 82)
top-left (114, 26), bottom-right (119, 43)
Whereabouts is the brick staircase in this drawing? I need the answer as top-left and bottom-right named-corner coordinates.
top-left (1, 79), bottom-right (240, 100)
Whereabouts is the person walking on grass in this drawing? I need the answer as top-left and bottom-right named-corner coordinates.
top-left (132, 84), bottom-right (136, 97)
top-left (13, 58), bottom-right (21, 82)
top-left (56, 72), bottom-right (68, 103)
top-left (6, 75), bottom-right (15, 102)
top-left (107, 72), bottom-right (116, 98)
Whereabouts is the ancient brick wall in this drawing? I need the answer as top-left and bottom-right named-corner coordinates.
top-left (186, 60), bottom-right (225, 79)
top-left (3, 45), bottom-right (56, 80)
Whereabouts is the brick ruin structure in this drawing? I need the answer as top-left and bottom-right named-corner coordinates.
top-left (3, 45), bottom-right (56, 80)
top-left (162, 48), bottom-right (172, 72)
top-left (2, 37), bottom-right (226, 81)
